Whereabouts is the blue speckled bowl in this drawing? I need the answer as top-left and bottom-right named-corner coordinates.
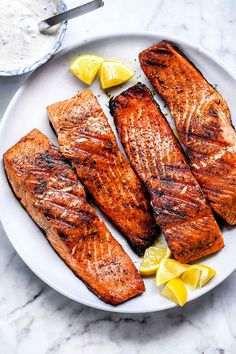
top-left (0, 0), bottom-right (67, 76)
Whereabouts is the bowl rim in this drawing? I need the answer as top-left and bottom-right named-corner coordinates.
top-left (0, 1), bottom-right (67, 77)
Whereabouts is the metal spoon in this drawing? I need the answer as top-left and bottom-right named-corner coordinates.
top-left (39, 0), bottom-right (104, 33)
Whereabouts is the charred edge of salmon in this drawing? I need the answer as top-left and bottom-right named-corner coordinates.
top-left (110, 82), bottom-right (157, 131)
top-left (109, 82), bottom-right (147, 113)
top-left (139, 40), bottom-right (235, 128)
top-left (125, 233), bottom-right (156, 256)
top-left (139, 40), bottom-right (207, 83)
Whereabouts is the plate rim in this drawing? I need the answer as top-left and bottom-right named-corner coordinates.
top-left (0, 31), bottom-right (235, 314)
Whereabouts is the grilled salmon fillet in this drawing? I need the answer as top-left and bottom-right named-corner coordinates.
top-left (47, 89), bottom-right (158, 255)
top-left (139, 41), bottom-right (236, 225)
top-left (3, 129), bottom-right (145, 304)
top-left (110, 83), bottom-right (224, 263)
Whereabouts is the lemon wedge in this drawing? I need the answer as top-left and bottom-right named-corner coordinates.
top-left (161, 278), bottom-right (188, 307)
top-left (181, 268), bottom-right (201, 290)
top-left (156, 258), bottom-right (189, 286)
top-left (100, 61), bottom-right (133, 89)
top-left (181, 264), bottom-right (216, 289)
top-left (140, 247), bottom-right (171, 276)
top-left (192, 265), bottom-right (216, 288)
top-left (70, 54), bottom-right (104, 85)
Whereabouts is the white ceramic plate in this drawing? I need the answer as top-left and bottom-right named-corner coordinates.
top-left (0, 32), bottom-right (235, 313)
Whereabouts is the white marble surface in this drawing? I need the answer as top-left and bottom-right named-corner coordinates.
top-left (0, 0), bottom-right (236, 353)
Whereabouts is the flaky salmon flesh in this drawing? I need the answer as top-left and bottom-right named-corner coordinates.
top-left (110, 83), bottom-right (224, 263)
top-left (3, 129), bottom-right (145, 305)
top-left (47, 89), bottom-right (158, 255)
top-left (139, 41), bottom-right (236, 225)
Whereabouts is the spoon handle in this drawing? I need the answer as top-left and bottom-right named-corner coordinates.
top-left (39, 0), bottom-right (104, 32)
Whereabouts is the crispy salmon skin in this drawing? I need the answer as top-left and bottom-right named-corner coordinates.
top-left (110, 83), bottom-right (224, 263)
top-left (3, 129), bottom-right (144, 305)
top-left (139, 40), bottom-right (236, 225)
top-left (47, 89), bottom-right (158, 255)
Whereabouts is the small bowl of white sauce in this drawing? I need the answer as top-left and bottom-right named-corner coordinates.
top-left (0, 0), bottom-right (67, 76)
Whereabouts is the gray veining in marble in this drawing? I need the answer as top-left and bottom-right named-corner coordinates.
top-left (0, 0), bottom-right (236, 353)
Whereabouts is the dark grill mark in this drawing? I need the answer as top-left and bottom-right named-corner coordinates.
top-left (144, 59), bottom-right (167, 68)
top-left (58, 231), bottom-right (67, 240)
top-left (149, 48), bottom-right (173, 56)
top-left (38, 154), bottom-right (56, 169)
top-left (152, 189), bottom-right (163, 197)
top-left (34, 180), bottom-right (47, 195)
top-left (208, 108), bottom-right (219, 118)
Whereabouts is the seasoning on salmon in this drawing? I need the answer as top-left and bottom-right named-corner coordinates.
top-left (47, 89), bottom-right (158, 255)
top-left (3, 129), bottom-right (145, 305)
top-left (139, 40), bottom-right (236, 225)
top-left (109, 83), bottom-right (224, 263)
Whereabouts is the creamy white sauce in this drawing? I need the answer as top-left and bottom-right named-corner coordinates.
top-left (0, 0), bottom-right (58, 70)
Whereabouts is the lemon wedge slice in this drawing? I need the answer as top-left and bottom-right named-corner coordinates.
top-left (100, 61), bottom-right (133, 89)
top-left (140, 247), bottom-right (171, 276)
top-left (181, 268), bottom-right (201, 290)
top-left (156, 258), bottom-right (189, 286)
top-left (192, 265), bottom-right (216, 288)
top-left (70, 54), bottom-right (104, 85)
top-left (161, 278), bottom-right (188, 307)
top-left (181, 264), bottom-right (216, 289)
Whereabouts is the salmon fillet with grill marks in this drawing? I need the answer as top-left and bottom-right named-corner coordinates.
top-left (3, 129), bottom-right (144, 305)
top-left (47, 89), bottom-right (158, 255)
top-left (139, 40), bottom-right (236, 225)
top-left (110, 83), bottom-right (224, 263)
